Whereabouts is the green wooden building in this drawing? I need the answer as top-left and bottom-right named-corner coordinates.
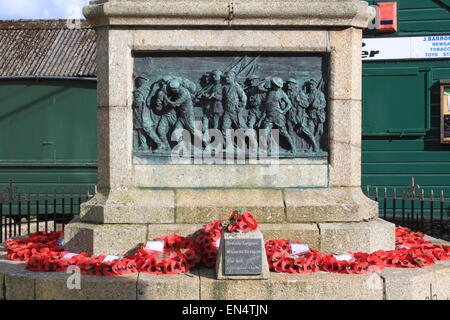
top-left (0, 1), bottom-right (449, 204)
top-left (362, 0), bottom-right (450, 201)
top-left (0, 20), bottom-right (97, 194)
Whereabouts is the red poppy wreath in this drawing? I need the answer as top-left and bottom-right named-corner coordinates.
top-left (223, 209), bottom-right (258, 233)
top-left (4, 216), bottom-right (450, 276)
top-left (195, 219), bottom-right (224, 268)
top-left (135, 234), bottom-right (200, 275)
top-left (265, 239), bottom-right (322, 273)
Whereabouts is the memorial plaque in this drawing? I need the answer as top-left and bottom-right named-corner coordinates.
top-left (132, 53), bottom-right (328, 162)
top-left (223, 238), bottom-right (262, 275)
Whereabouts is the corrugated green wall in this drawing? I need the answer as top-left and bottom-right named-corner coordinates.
top-left (0, 80), bottom-right (97, 194)
top-left (362, 0), bottom-right (450, 200)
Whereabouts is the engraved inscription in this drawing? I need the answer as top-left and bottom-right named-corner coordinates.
top-left (224, 238), bottom-right (262, 275)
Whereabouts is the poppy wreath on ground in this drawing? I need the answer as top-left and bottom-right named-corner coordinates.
top-left (265, 239), bottom-right (322, 273)
top-left (5, 231), bottom-right (137, 276)
top-left (27, 252), bottom-right (138, 276)
top-left (395, 227), bottom-right (428, 249)
top-left (5, 231), bottom-right (64, 261)
top-left (368, 227), bottom-right (450, 269)
top-left (319, 227), bottom-right (450, 274)
top-left (223, 210), bottom-right (258, 233)
top-left (195, 220), bottom-right (224, 268)
top-left (4, 221), bottom-right (450, 276)
top-left (320, 253), bottom-right (385, 274)
top-left (134, 234), bottom-right (200, 274)
top-left (75, 255), bottom-right (138, 276)
top-left (370, 248), bottom-right (436, 268)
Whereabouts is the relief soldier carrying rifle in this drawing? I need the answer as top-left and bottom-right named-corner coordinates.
top-left (290, 79), bottom-right (320, 153)
top-left (284, 78), bottom-right (300, 139)
top-left (207, 70), bottom-right (224, 130)
top-left (305, 79), bottom-right (326, 152)
top-left (261, 77), bottom-right (297, 153)
top-left (221, 71), bottom-right (248, 135)
top-left (246, 75), bottom-right (268, 129)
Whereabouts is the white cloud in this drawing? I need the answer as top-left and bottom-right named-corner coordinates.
top-left (0, 0), bottom-right (90, 20)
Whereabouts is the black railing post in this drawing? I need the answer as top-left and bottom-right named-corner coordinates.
top-left (8, 190), bottom-right (12, 239)
top-left (430, 189), bottom-right (434, 236)
top-left (36, 191), bottom-right (40, 233)
top-left (44, 191), bottom-right (48, 232)
top-left (392, 188), bottom-right (397, 225)
top-left (70, 190), bottom-right (74, 222)
top-left (374, 187), bottom-right (379, 216)
top-left (27, 192), bottom-right (31, 234)
top-left (401, 189), bottom-right (406, 226)
top-left (420, 189), bottom-right (425, 232)
top-left (62, 189), bottom-right (65, 230)
top-left (383, 187), bottom-right (387, 220)
top-left (53, 189), bottom-right (57, 231)
top-left (17, 192), bottom-right (22, 236)
top-left (78, 188), bottom-right (82, 215)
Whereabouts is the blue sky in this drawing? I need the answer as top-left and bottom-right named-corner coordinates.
top-left (0, 0), bottom-right (90, 20)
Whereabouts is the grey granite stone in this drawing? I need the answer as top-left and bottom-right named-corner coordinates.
top-left (216, 229), bottom-right (270, 280)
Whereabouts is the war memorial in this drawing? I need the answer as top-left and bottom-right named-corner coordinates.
top-left (0, 0), bottom-right (449, 300)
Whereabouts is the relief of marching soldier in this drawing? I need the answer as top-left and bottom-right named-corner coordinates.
top-left (245, 75), bottom-right (268, 129)
top-left (306, 79), bottom-right (326, 152)
top-left (260, 77), bottom-right (297, 154)
top-left (196, 70), bottom-right (224, 132)
top-left (286, 78), bottom-right (320, 153)
top-left (221, 71), bottom-right (248, 135)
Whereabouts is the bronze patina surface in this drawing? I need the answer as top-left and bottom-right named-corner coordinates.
top-left (132, 53), bottom-right (328, 161)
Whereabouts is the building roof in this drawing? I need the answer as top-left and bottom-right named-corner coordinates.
top-left (0, 20), bottom-right (96, 78)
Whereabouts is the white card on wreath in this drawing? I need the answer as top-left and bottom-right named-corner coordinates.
top-left (332, 253), bottom-right (353, 261)
top-left (63, 253), bottom-right (79, 259)
top-left (144, 240), bottom-right (165, 252)
top-left (290, 243), bottom-right (310, 255)
top-left (215, 239), bottom-right (221, 249)
top-left (103, 255), bottom-right (123, 263)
